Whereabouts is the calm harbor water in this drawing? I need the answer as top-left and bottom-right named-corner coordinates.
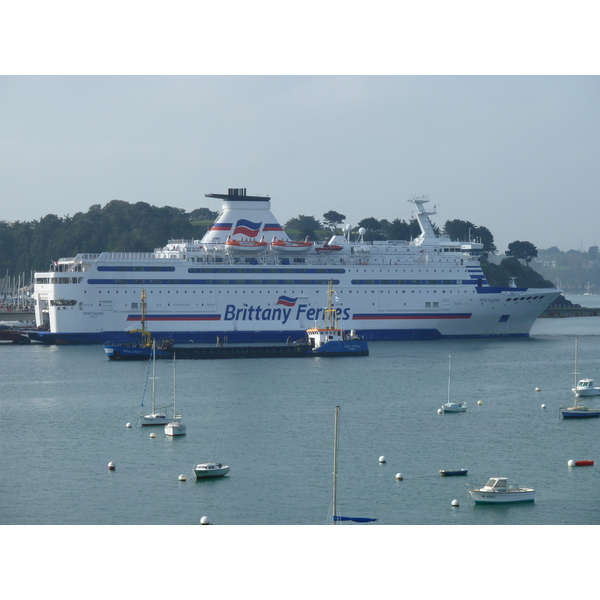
top-left (2, 296), bottom-right (600, 527)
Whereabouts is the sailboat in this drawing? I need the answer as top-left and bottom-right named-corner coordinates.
top-left (139, 340), bottom-right (170, 426)
top-left (440, 355), bottom-right (466, 413)
top-left (164, 354), bottom-right (186, 436)
top-left (561, 338), bottom-right (600, 418)
top-left (331, 406), bottom-right (377, 524)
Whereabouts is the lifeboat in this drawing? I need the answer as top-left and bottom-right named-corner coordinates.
top-left (315, 243), bottom-right (343, 252)
top-left (225, 235), bottom-right (268, 253)
top-left (270, 237), bottom-right (314, 253)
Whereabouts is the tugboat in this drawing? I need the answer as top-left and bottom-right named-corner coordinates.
top-left (305, 281), bottom-right (369, 356)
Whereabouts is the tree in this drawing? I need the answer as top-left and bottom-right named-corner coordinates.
top-left (506, 240), bottom-right (538, 265)
top-left (443, 219), bottom-right (474, 242)
top-left (284, 215), bottom-right (322, 240)
top-left (190, 207), bottom-right (218, 221)
top-left (322, 210), bottom-right (346, 232)
top-left (443, 219), bottom-right (497, 256)
top-left (381, 218), bottom-right (411, 241)
top-left (357, 217), bottom-right (381, 231)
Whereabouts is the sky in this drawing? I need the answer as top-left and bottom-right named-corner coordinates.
top-left (1, 5), bottom-right (599, 258)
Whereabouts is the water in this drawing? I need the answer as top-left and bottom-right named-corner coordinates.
top-left (2, 315), bottom-right (600, 527)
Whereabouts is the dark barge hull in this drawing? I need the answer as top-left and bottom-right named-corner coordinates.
top-left (104, 342), bottom-right (368, 360)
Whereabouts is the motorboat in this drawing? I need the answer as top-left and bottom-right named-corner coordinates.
top-left (439, 469), bottom-right (468, 476)
top-left (467, 477), bottom-right (535, 504)
top-left (572, 378), bottom-right (600, 397)
top-left (193, 463), bottom-right (230, 478)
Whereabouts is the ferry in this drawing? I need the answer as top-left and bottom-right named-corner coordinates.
top-left (31, 188), bottom-right (561, 344)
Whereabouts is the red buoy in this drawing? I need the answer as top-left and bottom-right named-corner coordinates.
top-left (575, 460), bottom-right (594, 466)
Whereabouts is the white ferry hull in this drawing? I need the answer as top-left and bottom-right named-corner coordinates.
top-left (32, 189), bottom-right (561, 345)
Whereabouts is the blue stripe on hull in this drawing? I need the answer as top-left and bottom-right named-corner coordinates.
top-left (29, 328), bottom-right (531, 345)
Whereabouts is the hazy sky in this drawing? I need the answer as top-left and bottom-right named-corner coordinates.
top-left (1, 75), bottom-right (598, 254)
top-left (2, 0), bottom-right (599, 255)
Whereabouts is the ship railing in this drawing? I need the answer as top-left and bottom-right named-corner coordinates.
top-left (96, 252), bottom-right (165, 262)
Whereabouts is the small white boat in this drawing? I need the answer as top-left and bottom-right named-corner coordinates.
top-left (468, 477), bottom-right (535, 504)
top-left (441, 355), bottom-right (466, 413)
top-left (193, 462), bottom-right (230, 478)
top-left (572, 378), bottom-right (600, 397)
top-left (164, 354), bottom-right (186, 436)
top-left (140, 340), bottom-right (171, 426)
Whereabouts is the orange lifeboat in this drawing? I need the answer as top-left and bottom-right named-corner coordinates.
top-left (315, 243), bottom-right (343, 252)
top-left (270, 236), bottom-right (313, 253)
top-left (225, 235), bottom-right (268, 253)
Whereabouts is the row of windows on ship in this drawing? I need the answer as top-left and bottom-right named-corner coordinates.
top-left (38, 278), bottom-right (486, 287)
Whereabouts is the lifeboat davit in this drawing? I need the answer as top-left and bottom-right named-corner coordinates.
top-left (225, 235), bottom-right (268, 253)
top-left (270, 237), bottom-right (314, 253)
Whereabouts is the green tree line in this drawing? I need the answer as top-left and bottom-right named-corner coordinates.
top-left (0, 201), bottom-right (218, 275)
top-left (0, 200), bottom-right (558, 291)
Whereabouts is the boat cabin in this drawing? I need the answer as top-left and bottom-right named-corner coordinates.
top-left (576, 378), bottom-right (596, 390)
top-left (480, 477), bottom-right (509, 492)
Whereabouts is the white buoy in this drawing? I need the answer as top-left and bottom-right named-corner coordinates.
top-left (126, 422), bottom-right (132, 428)
top-left (150, 432), bottom-right (156, 438)
top-left (477, 400), bottom-right (482, 405)
top-left (379, 456), bottom-right (386, 463)
top-left (451, 499), bottom-right (459, 507)
top-left (541, 404), bottom-right (546, 409)
top-left (395, 473), bottom-right (403, 480)
top-left (535, 387), bottom-right (541, 392)
top-left (200, 516), bottom-right (212, 525)
top-left (568, 459), bottom-right (576, 467)
top-left (437, 408), bottom-right (443, 414)
top-left (178, 474), bottom-right (186, 482)
top-left (108, 461), bottom-right (116, 470)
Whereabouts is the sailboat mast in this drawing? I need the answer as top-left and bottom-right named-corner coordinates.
top-left (574, 338), bottom-right (579, 388)
top-left (151, 339), bottom-right (156, 412)
top-left (447, 355), bottom-right (452, 404)
top-left (172, 353), bottom-right (176, 417)
top-left (333, 405), bottom-right (339, 524)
